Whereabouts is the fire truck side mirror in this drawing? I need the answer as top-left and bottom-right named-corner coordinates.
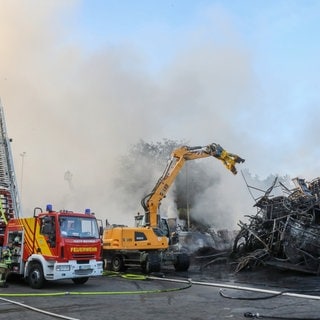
top-left (33, 207), bottom-right (43, 217)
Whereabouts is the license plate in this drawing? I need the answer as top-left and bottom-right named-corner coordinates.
top-left (79, 265), bottom-right (91, 270)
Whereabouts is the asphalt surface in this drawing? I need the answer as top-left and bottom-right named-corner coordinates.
top-left (1, 263), bottom-right (320, 320)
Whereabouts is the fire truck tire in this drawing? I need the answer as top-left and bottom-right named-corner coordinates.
top-left (28, 262), bottom-right (45, 289)
top-left (111, 255), bottom-right (125, 272)
top-left (72, 277), bottom-right (89, 284)
top-left (174, 253), bottom-right (190, 272)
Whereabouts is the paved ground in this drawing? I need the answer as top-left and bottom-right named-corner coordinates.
top-left (1, 264), bottom-right (320, 320)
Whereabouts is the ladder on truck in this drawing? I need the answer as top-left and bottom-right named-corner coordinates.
top-left (0, 99), bottom-right (21, 245)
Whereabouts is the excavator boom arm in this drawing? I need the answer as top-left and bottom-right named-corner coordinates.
top-left (142, 143), bottom-right (244, 228)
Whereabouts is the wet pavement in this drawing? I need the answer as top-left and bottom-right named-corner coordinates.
top-left (0, 263), bottom-right (320, 320)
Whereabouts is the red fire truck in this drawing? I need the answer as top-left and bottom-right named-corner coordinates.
top-left (3, 204), bottom-right (103, 289)
top-left (0, 101), bottom-right (103, 288)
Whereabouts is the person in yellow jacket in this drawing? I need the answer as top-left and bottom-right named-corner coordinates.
top-left (0, 246), bottom-right (11, 287)
top-left (2, 246), bottom-right (12, 264)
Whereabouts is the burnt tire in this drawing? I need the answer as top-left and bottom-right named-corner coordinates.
top-left (72, 277), bottom-right (89, 285)
top-left (28, 262), bottom-right (45, 289)
top-left (174, 253), bottom-right (190, 272)
top-left (111, 255), bottom-right (125, 272)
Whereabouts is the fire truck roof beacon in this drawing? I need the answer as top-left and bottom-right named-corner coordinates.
top-left (85, 208), bottom-right (91, 214)
top-left (46, 204), bottom-right (53, 212)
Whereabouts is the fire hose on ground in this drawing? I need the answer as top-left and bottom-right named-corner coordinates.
top-left (0, 272), bottom-right (191, 320)
top-left (147, 275), bottom-right (320, 320)
top-left (0, 272), bottom-right (320, 320)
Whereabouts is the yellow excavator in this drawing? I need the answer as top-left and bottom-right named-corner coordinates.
top-left (102, 143), bottom-right (244, 273)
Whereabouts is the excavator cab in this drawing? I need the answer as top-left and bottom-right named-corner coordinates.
top-left (134, 212), bottom-right (144, 227)
top-left (135, 214), bottom-right (172, 241)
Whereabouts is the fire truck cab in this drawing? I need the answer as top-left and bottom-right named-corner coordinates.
top-left (2, 205), bottom-right (103, 289)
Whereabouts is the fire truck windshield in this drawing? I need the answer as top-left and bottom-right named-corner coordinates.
top-left (59, 216), bottom-right (99, 239)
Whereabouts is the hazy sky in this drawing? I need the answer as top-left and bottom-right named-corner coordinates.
top-left (1, 0), bottom-right (320, 227)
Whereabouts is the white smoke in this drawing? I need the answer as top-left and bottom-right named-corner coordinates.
top-left (0, 2), bottom-right (319, 229)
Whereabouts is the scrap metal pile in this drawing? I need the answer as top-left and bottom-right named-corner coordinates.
top-left (232, 176), bottom-right (320, 275)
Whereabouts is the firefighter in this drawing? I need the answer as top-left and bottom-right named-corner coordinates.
top-left (2, 245), bottom-right (12, 265)
top-left (0, 262), bottom-right (8, 287)
top-left (0, 246), bottom-right (11, 287)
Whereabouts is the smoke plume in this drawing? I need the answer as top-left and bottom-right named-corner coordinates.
top-left (1, 2), bottom-right (318, 229)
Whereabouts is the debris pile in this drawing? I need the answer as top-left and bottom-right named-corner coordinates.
top-left (177, 229), bottom-right (236, 254)
top-left (232, 176), bottom-right (320, 274)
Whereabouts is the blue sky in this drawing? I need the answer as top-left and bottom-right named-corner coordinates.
top-left (73, 1), bottom-right (320, 73)
top-left (1, 0), bottom-right (320, 224)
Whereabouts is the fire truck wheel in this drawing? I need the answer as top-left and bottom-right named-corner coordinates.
top-left (72, 277), bottom-right (89, 284)
top-left (28, 262), bottom-right (45, 289)
top-left (111, 255), bottom-right (125, 272)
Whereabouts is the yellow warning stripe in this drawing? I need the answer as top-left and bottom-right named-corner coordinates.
top-left (17, 218), bottom-right (53, 257)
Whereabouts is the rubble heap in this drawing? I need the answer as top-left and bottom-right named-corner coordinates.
top-left (232, 177), bottom-right (320, 274)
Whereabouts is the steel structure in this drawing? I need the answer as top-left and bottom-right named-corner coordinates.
top-left (0, 100), bottom-right (21, 245)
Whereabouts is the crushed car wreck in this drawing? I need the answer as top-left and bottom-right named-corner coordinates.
top-left (232, 176), bottom-right (320, 275)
